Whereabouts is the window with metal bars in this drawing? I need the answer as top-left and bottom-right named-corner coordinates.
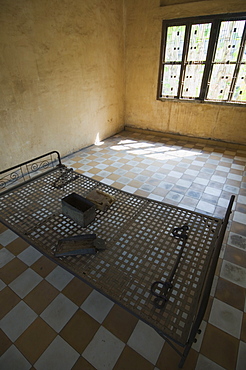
top-left (157, 13), bottom-right (246, 104)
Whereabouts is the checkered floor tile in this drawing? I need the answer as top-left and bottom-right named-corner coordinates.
top-left (1, 130), bottom-right (246, 369)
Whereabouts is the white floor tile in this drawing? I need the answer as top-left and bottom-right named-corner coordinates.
top-left (135, 174), bottom-right (149, 182)
top-left (78, 165), bottom-right (93, 171)
top-left (45, 265), bottom-right (74, 291)
top-left (147, 193), bottom-right (164, 202)
top-left (152, 172), bottom-right (166, 180)
top-left (114, 168), bottom-right (128, 176)
top-left (140, 183), bottom-right (155, 192)
top-left (129, 160), bottom-right (142, 167)
top-left (179, 203), bottom-right (195, 211)
top-left (0, 301), bottom-right (37, 341)
top-left (111, 162), bottom-right (124, 168)
top-left (127, 320), bottom-right (165, 365)
top-left (101, 178), bottom-right (114, 185)
top-left (231, 164), bottom-right (244, 171)
top-left (0, 279), bottom-right (6, 291)
top-left (196, 200), bottom-right (215, 214)
top-left (209, 298), bottom-right (243, 338)
top-left (159, 181), bottom-right (173, 190)
top-left (122, 185), bottom-right (138, 194)
top-left (223, 184), bottom-right (240, 194)
top-left (97, 170), bottom-right (111, 178)
top-left (0, 229), bottom-right (18, 247)
top-left (166, 191), bottom-right (184, 203)
top-left (0, 248), bottom-right (15, 268)
top-left (168, 171), bottom-right (182, 178)
top-left (0, 345), bottom-right (31, 370)
top-left (193, 178), bottom-right (209, 186)
top-left (236, 341), bottom-right (246, 370)
top-left (195, 354), bottom-right (226, 369)
top-left (177, 179), bottom-right (192, 188)
top-left (34, 336), bottom-right (79, 370)
top-left (217, 166), bottom-right (230, 173)
top-left (17, 245), bottom-right (42, 266)
top-left (204, 187), bottom-right (221, 197)
top-left (9, 268), bottom-right (42, 298)
top-left (211, 175), bottom-right (227, 184)
top-left (233, 211), bottom-right (246, 225)
top-left (83, 326), bottom-right (124, 370)
top-left (220, 260), bottom-right (246, 288)
top-left (192, 321), bottom-right (207, 352)
top-left (81, 290), bottom-right (114, 323)
top-left (147, 165), bottom-right (161, 173)
top-left (219, 155), bottom-right (232, 161)
top-left (161, 164), bottom-right (175, 171)
top-left (142, 158), bottom-right (154, 165)
top-left (40, 293), bottom-right (77, 332)
top-left (95, 163), bottom-right (108, 170)
top-left (210, 275), bottom-right (219, 297)
top-left (117, 176), bottom-right (131, 185)
top-left (227, 173), bottom-right (242, 181)
top-left (227, 232), bottom-right (246, 251)
top-left (192, 161), bottom-right (204, 167)
top-left (83, 171), bottom-right (94, 178)
top-left (62, 159), bottom-right (76, 166)
top-left (237, 195), bottom-right (246, 205)
top-left (218, 197), bottom-right (230, 208)
top-left (219, 243), bottom-right (226, 259)
top-left (130, 167), bottom-right (144, 174)
top-left (185, 169), bottom-right (200, 177)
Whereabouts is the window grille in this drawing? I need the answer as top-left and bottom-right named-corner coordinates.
top-left (158, 13), bottom-right (246, 104)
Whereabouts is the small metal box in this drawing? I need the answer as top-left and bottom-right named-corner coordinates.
top-left (61, 192), bottom-right (96, 227)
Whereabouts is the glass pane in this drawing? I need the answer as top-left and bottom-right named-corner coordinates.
top-left (214, 20), bottom-right (245, 62)
top-left (182, 64), bottom-right (205, 98)
top-left (207, 64), bottom-right (235, 101)
top-left (165, 25), bottom-right (186, 62)
top-left (232, 65), bottom-right (246, 102)
top-left (187, 23), bottom-right (212, 61)
top-left (242, 43), bottom-right (246, 62)
top-left (162, 65), bottom-right (181, 96)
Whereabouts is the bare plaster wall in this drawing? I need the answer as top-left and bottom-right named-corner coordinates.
top-left (125, 0), bottom-right (246, 144)
top-left (1, 0), bottom-right (246, 170)
top-left (0, 0), bottom-right (124, 169)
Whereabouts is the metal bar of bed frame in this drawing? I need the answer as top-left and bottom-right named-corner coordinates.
top-left (0, 151), bottom-right (63, 194)
top-left (177, 194), bottom-right (234, 367)
top-left (0, 151), bottom-right (235, 368)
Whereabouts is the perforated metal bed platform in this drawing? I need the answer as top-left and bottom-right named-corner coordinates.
top-left (0, 152), bottom-right (234, 367)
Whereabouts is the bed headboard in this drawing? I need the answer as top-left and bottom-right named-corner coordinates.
top-left (0, 151), bottom-right (62, 194)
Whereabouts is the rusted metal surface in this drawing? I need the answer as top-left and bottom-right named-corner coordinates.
top-left (0, 165), bottom-right (223, 347)
top-left (0, 151), bottom-right (62, 194)
top-left (62, 193), bottom-right (96, 227)
top-left (54, 234), bottom-right (105, 257)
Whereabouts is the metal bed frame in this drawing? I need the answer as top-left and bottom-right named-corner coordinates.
top-left (0, 151), bottom-right (234, 367)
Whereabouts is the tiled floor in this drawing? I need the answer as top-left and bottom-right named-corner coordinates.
top-left (1, 129), bottom-right (246, 370)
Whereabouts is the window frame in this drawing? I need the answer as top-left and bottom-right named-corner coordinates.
top-left (157, 12), bottom-right (246, 106)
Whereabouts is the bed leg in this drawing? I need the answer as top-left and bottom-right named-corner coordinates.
top-left (178, 341), bottom-right (192, 368)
